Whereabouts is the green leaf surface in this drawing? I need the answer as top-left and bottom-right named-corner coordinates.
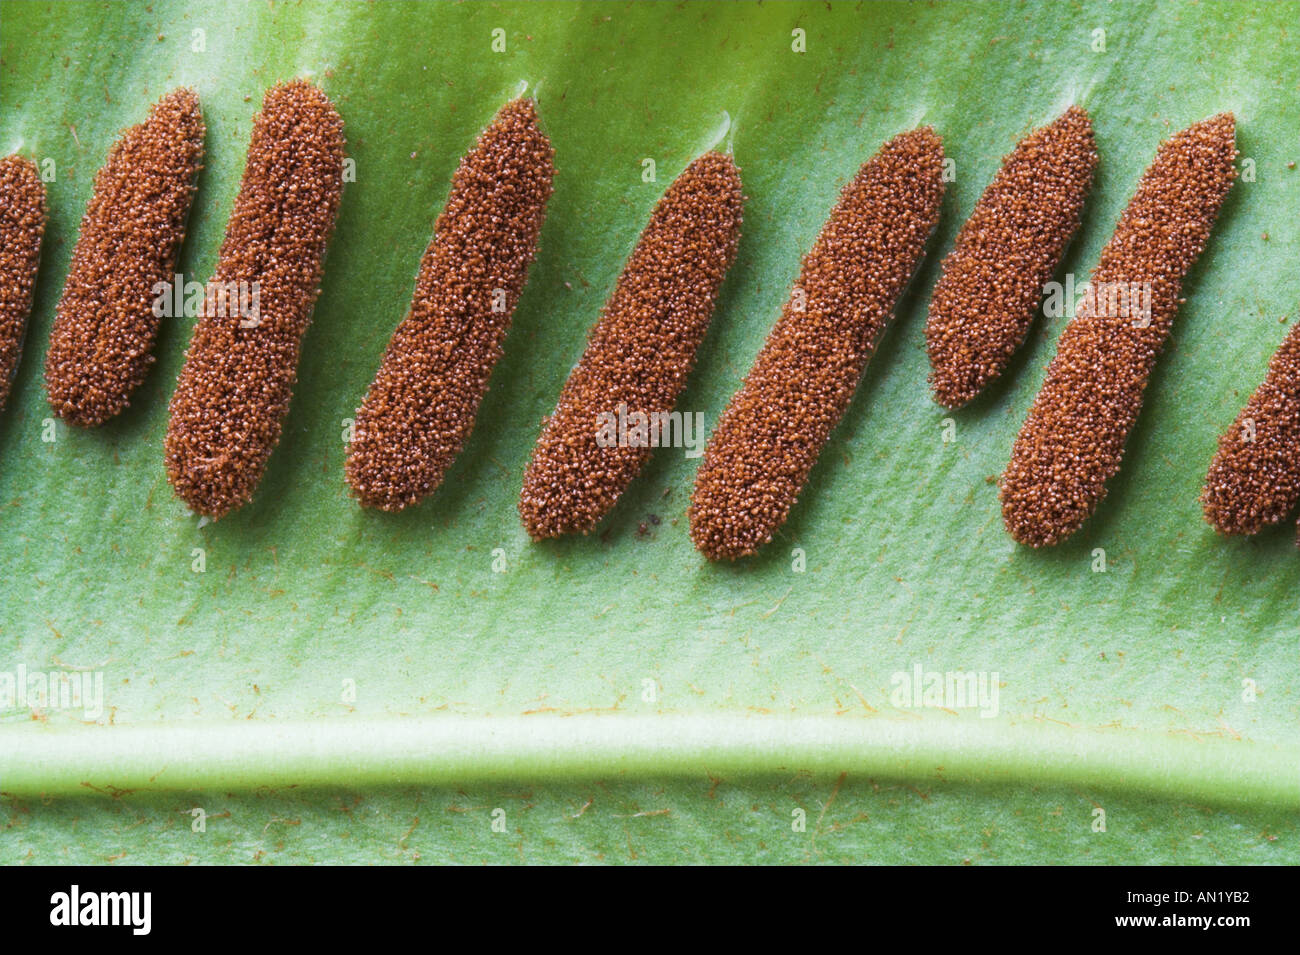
top-left (1, 0), bottom-right (1297, 864)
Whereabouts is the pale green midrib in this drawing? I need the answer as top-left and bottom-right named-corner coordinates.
top-left (1, 714), bottom-right (1296, 806)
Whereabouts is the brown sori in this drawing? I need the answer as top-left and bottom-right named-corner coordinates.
top-left (164, 80), bottom-right (344, 519)
top-left (518, 151), bottom-right (744, 539)
top-left (346, 98), bottom-right (554, 511)
top-left (926, 106), bottom-right (1097, 408)
top-left (689, 128), bottom-right (946, 561)
top-left (0, 155), bottom-right (47, 412)
top-left (1000, 114), bottom-right (1237, 547)
top-left (1201, 321), bottom-right (1300, 536)
top-left (45, 88), bottom-right (204, 426)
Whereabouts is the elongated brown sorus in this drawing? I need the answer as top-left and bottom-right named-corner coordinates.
top-left (1000, 113), bottom-right (1237, 547)
top-left (1201, 321), bottom-right (1300, 535)
top-left (164, 80), bottom-right (344, 519)
top-left (0, 155), bottom-right (47, 412)
top-left (926, 106), bottom-right (1097, 408)
top-left (346, 98), bottom-right (554, 511)
top-left (518, 151), bottom-right (744, 539)
top-left (689, 127), bottom-right (946, 561)
top-left (45, 88), bottom-right (204, 426)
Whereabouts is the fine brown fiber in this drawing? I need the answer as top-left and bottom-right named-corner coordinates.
top-left (690, 128), bottom-right (945, 560)
top-left (519, 151), bottom-right (744, 539)
top-left (165, 80), bottom-right (344, 519)
top-left (45, 88), bottom-right (204, 426)
top-left (1000, 114), bottom-right (1237, 547)
top-left (347, 98), bottom-right (554, 511)
top-left (0, 155), bottom-right (47, 412)
top-left (1201, 321), bottom-right (1300, 537)
top-left (926, 106), bottom-right (1097, 408)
